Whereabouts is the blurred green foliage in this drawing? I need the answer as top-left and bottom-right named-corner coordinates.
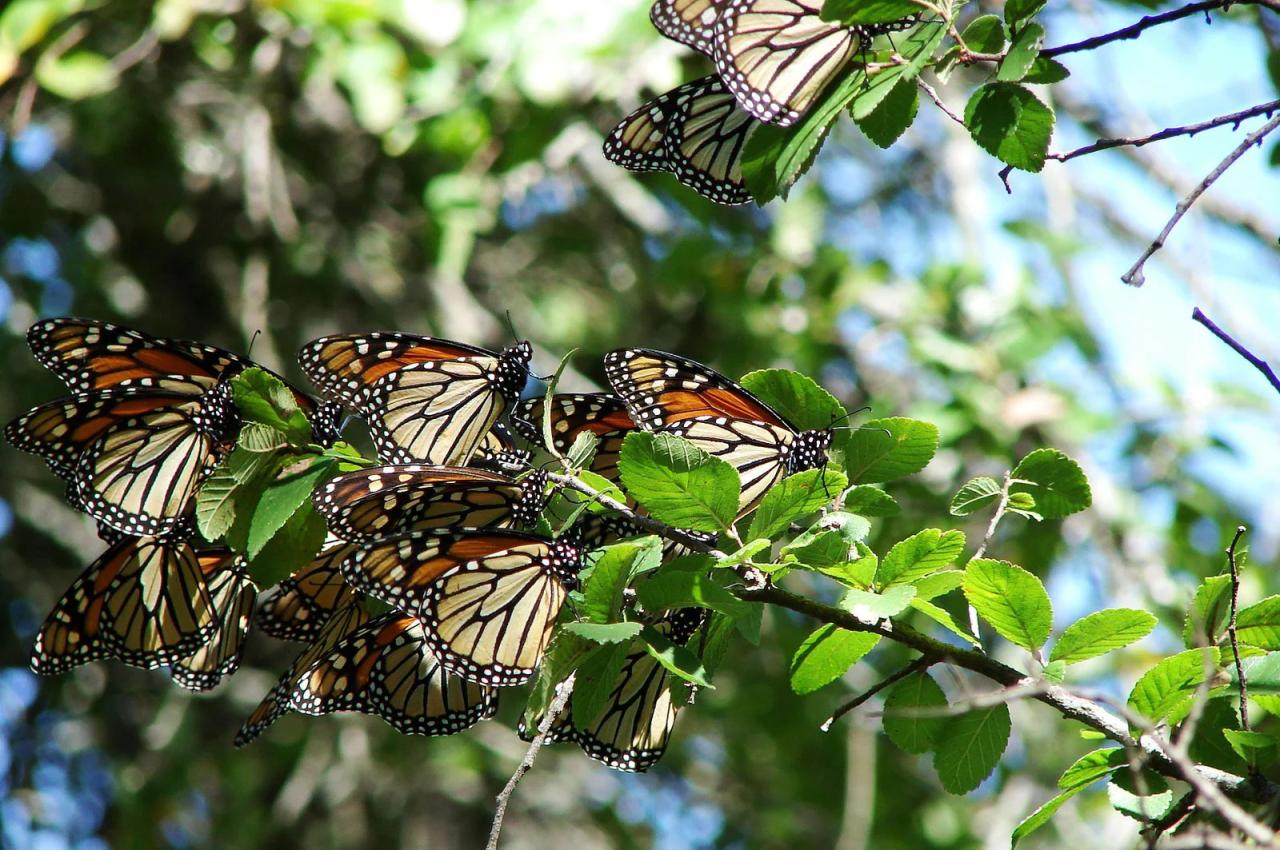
top-left (1, 0), bottom-right (1279, 848)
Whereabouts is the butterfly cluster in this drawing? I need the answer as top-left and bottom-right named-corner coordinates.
top-left (605, 0), bottom-right (918, 204)
top-left (7, 319), bottom-right (838, 772)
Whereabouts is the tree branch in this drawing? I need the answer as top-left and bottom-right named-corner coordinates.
top-left (1121, 112), bottom-right (1280, 286)
top-left (820, 655), bottom-right (935, 731)
top-left (1192, 307), bottom-right (1280, 398)
top-left (1042, 0), bottom-right (1280, 59)
top-left (486, 674), bottom-right (576, 850)
top-left (1226, 525), bottom-right (1251, 732)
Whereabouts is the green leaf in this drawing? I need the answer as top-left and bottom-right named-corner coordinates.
top-left (1058, 747), bottom-right (1129, 789)
top-left (963, 82), bottom-right (1055, 173)
top-left (716, 538), bottom-right (772, 569)
top-left (1041, 660), bottom-right (1066, 683)
top-left (1023, 56), bottom-right (1070, 84)
top-left (741, 23), bottom-right (943, 203)
top-left (840, 585), bottom-right (916, 620)
top-left (245, 502), bottom-right (328, 588)
top-left (1183, 574), bottom-right (1232, 647)
top-left (845, 418), bottom-right (939, 483)
top-left (855, 77), bottom-right (918, 148)
top-left (883, 671), bottom-right (947, 754)
top-left (1224, 729), bottom-right (1278, 770)
top-left (635, 571), bottom-right (758, 643)
top-left (910, 598), bottom-right (980, 646)
top-left (1127, 647), bottom-right (1220, 723)
top-left (238, 422), bottom-right (290, 453)
top-left (912, 570), bottom-right (964, 601)
top-left (789, 624), bottom-right (879, 694)
top-left (738, 369), bottom-right (847, 436)
top-left (562, 621), bottom-right (644, 644)
top-left (1009, 449), bottom-right (1091, 519)
top-left (246, 458), bottom-right (334, 559)
top-left (617, 432), bottom-right (740, 531)
top-left (842, 485), bottom-right (900, 517)
top-left (641, 626), bottom-right (713, 688)
top-left (1189, 699), bottom-right (1248, 773)
top-left (1236, 596), bottom-right (1280, 649)
top-left (932, 705), bottom-right (1011, 794)
top-left (1049, 609), bottom-right (1157, 665)
top-left (1228, 652), bottom-right (1280, 694)
top-left (566, 431), bottom-right (599, 471)
top-left (997, 22), bottom-right (1045, 82)
top-left (580, 538), bottom-right (661, 624)
top-left (194, 439), bottom-right (284, 542)
top-left (820, 0), bottom-right (920, 24)
top-left (1013, 748), bottom-right (1128, 846)
top-left (963, 559), bottom-right (1052, 650)
top-left (1107, 772), bottom-right (1173, 822)
top-left (949, 476), bottom-right (1001, 516)
top-left (36, 50), bottom-right (116, 99)
top-left (1005, 0), bottom-right (1048, 27)
top-left (571, 642), bottom-right (630, 728)
top-left (961, 15), bottom-right (1006, 53)
top-left (231, 368), bottom-right (312, 446)
top-left (562, 469), bottom-right (627, 517)
top-left (748, 469), bottom-right (847, 539)
top-left (522, 631), bottom-right (593, 729)
top-left (876, 528), bottom-right (966, 587)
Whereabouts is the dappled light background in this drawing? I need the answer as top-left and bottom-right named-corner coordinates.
top-left (1, 1), bottom-right (1278, 848)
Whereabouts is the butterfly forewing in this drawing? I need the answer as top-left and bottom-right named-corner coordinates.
top-left (170, 552), bottom-right (255, 691)
top-left (289, 613), bottom-right (498, 736)
top-left (714, 0), bottom-right (859, 126)
top-left (342, 531), bottom-right (581, 687)
top-left (512, 393), bottom-right (635, 483)
top-left (650, 0), bottom-right (722, 54)
top-left (30, 537), bottom-right (218, 676)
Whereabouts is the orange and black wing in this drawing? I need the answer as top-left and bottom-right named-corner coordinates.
top-left (289, 613), bottom-right (498, 736)
top-left (512, 393), bottom-right (635, 483)
top-left (30, 537), bottom-right (217, 676)
top-left (27, 317), bottom-right (249, 393)
top-left (170, 550), bottom-right (255, 691)
top-left (255, 539), bottom-right (360, 643)
top-left (342, 530), bottom-right (581, 686)
top-left (650, 0), bottom-right (723, 55)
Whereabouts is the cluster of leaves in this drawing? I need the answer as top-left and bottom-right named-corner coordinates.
top-left (745, 0), bottom-right (1059, 203)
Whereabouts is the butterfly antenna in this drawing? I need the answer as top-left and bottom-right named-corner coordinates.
top-left (246, 328), bottom-right (263, 357)
top-left (503, 310), bottom-right (522, 344)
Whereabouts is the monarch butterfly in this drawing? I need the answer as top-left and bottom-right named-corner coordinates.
top-left (234, 602), bottom-right (370, 747)
top-left (649, 0), bottom-right (721, 54)
top-left (713, 0), bottom-right (861, 126)
top-left (313, 465), bottom-right (550, 542)
top-left (604, 75), bottom-right (756, 206)
top-left (255, 537), bottom-right (359, 643)
top-left (170, 557), bottom-right (256, 691)
top-left (604, 348), bottom-right (833, 514)
top-left (340, 530), bottom-right (583, 686)
top-left (523, 609), bottom-right (707, 772)
top-left (512, 393), bottom-right (635, 484)
top-left (30, 536), bottom-right (221, 676)
top-left (288, 613), bottom-right (498, 736)
top-left (298, 333), bottom-right (532, 466)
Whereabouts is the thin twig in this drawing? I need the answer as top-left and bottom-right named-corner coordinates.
top-left (9, 20), bottom-right (89, 136)
top-left (1048, 100), bottom-right (1280, 165)
top-left (1041, 0), bottom-right (1279, 59)
top-left (821, 655), bottom-right (934, 731)
top-left (1192, 307), bottom-right (1280, 399)
top-left (1142, 790), bottom-right (1196, 847)
top-left (1122, 112), bottom-right (1280, 286)
top-left (918, 79), bottom-right (965, 128)
top-left (486, 673), bottom-right (576, 850)
top-left (966, 470), bottom-right (1014, 637)
top-left (1226, 525), bottom-right (1251, 731)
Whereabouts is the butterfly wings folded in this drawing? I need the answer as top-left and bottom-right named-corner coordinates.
top-left (340, 530), bottom-right (582, 687)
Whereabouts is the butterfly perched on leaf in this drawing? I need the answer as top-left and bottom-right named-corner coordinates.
top-left (604, 348), bottom-right (833, 514)
top-left (313, 465), bottom-right (550, 542)
top-left (30, 536), bottom-right (226, 676)
top-left (523, 608), bottom-right (707, 772)
top-left (288, 613), bottom-right (498, 736)
top-left (7, 318), bottom-right (337, 537)
top-left (255, 537), bottom-right (360, 644)
top-left (170, 557), bottom-right (256, 691)
top-left (298, 332), bottom-right (532, 466)
top-left (235, 602), bottom-right (371, 747)
top-left (340, 530), bottom-right (583, 686)
top-left (604, 75), bottom-right (756, 205)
